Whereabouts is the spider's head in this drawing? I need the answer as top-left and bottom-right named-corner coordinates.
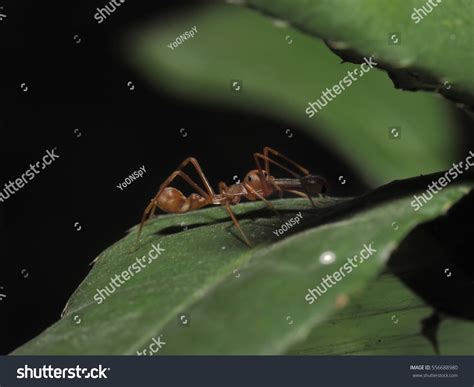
top-left (244, 169), bottom-right (269, 193)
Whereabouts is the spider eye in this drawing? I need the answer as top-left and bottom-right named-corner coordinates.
top-left (247, 175), bottom-right (252, 181)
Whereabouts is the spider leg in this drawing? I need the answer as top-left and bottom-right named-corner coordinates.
top-left (223, 203), bottom-right (252, 247)
top-left (174, 157), bottom-right (215, 196)
top-left (282, 188), bottom-right (315, 207)
top-left (263, 146), bottom-right (310, 176)
top-left (219, 182), bottom-right (252, 247)
top-left (244, 182), bottom-right (281, 219)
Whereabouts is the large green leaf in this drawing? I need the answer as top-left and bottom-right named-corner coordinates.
top-left (11, 172), bottom-right (474, 354)
top-left (245, 0), bottom-right (474, 110)
top-left (124, 4), bottom-right (457, 186)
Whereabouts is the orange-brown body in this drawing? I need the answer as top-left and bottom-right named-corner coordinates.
top-left (136, 148), bottom-right (328, 247)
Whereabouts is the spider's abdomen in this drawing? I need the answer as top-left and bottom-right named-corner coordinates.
top-left (157, 187), bottom-right (207, 213)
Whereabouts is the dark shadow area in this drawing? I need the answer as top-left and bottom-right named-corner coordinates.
top-left (388, 190), bottom-right (474, 320)
top-left (421, 311), bottom-right (442, 355)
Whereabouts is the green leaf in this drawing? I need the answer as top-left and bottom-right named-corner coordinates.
top-left (245, 0), bottom-right (474, 110)
top-left (286, 273), bottom-right (474, 355)
top-left (124, 4), bottom-right (458, 185)
top-left (11, 172), bottom-right (474, 355)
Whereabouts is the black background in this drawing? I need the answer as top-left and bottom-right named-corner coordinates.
top-left (0, 0), bottom-right (371, 354)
